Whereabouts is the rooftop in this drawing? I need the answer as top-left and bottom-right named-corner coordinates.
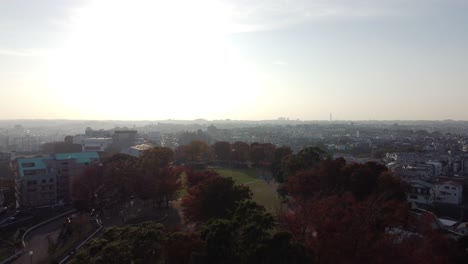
top-left (53, 152), bottom-right (99, 164)
top-left (17, 156), bottom-right (51, 177)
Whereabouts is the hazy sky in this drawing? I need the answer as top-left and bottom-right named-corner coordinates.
top-left (0, 0), bottom-right (467, 121)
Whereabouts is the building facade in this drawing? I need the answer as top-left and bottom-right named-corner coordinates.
top-left (14, 152), bottom-right (100, 208)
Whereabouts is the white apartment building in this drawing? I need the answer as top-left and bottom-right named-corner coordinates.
top-left (434, 181), bottom-right (463, 205)
top-left (407, 180), bottom-right (434, 205)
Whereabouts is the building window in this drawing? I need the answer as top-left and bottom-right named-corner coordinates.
top-left (49, 178), bottom-right (54, 183)
top-left (42, 179), bottom-right (46, 184)
top-left (27, 180), bottom-right (37, 186)
top-left (24, 170), bottom-right (36, 176)
top-left (444, 186), bottom-right (450, 190)
top-left (22, 162), bottom-right (35, 168)
top-left (409, 195), bottom-right (417, 199)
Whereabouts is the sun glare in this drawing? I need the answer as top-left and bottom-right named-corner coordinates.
top-left (46, 0), bottom-right (264, 120)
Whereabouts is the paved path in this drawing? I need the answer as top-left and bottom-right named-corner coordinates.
top-left (13, 215), bottom-right (70, 264)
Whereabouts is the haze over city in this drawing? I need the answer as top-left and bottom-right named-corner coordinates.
top-left (1, 0), bottom-right (467, 120)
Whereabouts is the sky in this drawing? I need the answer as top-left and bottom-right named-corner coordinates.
top-left (0, 0), bottom-right (467, 121)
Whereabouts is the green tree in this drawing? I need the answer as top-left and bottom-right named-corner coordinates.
top-left (182, 176), bottom-right (252, 223)
top-left (201, 200), bottom-right (309, 264)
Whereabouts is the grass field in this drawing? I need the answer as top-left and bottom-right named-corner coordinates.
top-left (214, 168), bottom-right (281, 212)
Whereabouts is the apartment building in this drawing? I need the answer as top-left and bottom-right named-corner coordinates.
top-left (15, 152), bottom-right (100, 208)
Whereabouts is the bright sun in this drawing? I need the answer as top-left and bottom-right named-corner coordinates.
top-left (46, 0), bottom-right (264, 120)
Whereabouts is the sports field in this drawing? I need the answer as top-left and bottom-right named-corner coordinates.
top-left (214, 168), bottom-right (281, 212)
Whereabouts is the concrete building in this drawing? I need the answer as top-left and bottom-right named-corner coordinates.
top-left (407, 180), bottom-right (434, 205)
top-left (112, 130), bottom-right (138, 150)
top-left (50, 152), bottom-right (100, 204)
top-left (434, 181), bottom-right (463, 205)
top-left (14, 157), bottom-right (56, 207)
top-left (80, 138), bottom-right (112, 152)
top-left (427, 161), bottom-right (443, 177)
top-left (14, 152), bottom-right (100, 208)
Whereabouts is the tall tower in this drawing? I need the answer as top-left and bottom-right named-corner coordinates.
top-left (330, 113), bottom-right (332, 122)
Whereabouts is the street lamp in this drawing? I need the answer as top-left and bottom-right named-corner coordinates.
top-left (29, 251), bottom-right (33, 264)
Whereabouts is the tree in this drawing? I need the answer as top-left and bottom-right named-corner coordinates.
top-left (277, 147), bottom-right (328, 182)
top-left (0, 176), bottom-right (15, 207)
top-left (69, 222), bottom-right (166, 264)
top-left (288, 195), bottom-right (465, 263)
top-left (271, 146), bottom-right (293, 182)
top-left (231, 141), bottom-right (250, 164)
top-left (139, 146), bottom-right (174, 171)
top-left (185, 169), bottom-right (219, 188)
top-left (185, 140), bottom-right (210, 162)
top-left (103, 158), bottom-right (140, 203)
top-left (249, 143), bottom-right (276, 167)
top-left (284, 158), bottom-right (405, 202)
top-left (71, 165), bottom-right (106, 210)
top-left (279, 193), bottom-right (413, 263)
top-left (175, 145), bottom-right (189, 163)
top-left (201, 200), bottom-right (309, 264)
top-left (151, 166), bottom-right (183, 207)
top-left (182, 176), bottom-right (252, 223)
top-left (212, 141), bottom-right (231, 161)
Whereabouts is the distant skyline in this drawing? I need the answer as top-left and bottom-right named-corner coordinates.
top-left (1, 0), bottom-right (467, 121)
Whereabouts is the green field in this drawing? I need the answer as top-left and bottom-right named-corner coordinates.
top-left (214, 168), bottom-right (281, 212)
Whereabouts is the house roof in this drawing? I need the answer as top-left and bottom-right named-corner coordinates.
top-left (130, 144), bottom-right (153, 151)
top-left (439, 218), bottom-right (458, 227)
top-left (53, 152), bottom-right (99, 163)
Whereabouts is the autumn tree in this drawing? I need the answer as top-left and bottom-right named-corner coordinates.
top-left (212, 141), bottom-right (231, 162)
top-left (139, 146), bottom-right (174, 170)
top-left (280, 192), bottom-right (465, 263)
top-left (285, 158), bottom-right (406, 202)
top-left (103, 156), bottom-right (140, 203)
top-left (230, 141), bottom-right (250, 164)
top-left (175, 145), bottom-right (189, 163)
top-left (182, 176), bottom-right (252, 223)
top-left (185, 140), bottom-right (210, 162)
top-left (150, 166), bottom-right (183, 207)
top-left (71, 165), bottom-right (106, 210)
top-left (249, 143), bottom-right (276, 168)
top-left (185, 169), bottom-right (219, 188)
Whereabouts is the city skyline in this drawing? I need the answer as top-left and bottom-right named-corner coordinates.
top-left (1, 0), bottom-right (467, 121)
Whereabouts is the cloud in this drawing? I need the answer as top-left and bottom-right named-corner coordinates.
top-left (223, 0), bottom-right (404, 32)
